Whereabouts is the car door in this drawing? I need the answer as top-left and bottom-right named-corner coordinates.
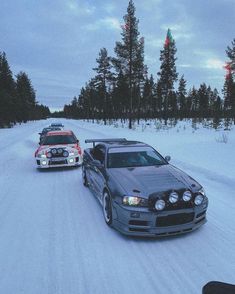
top-left (90, 144), bottom-right (106, 200)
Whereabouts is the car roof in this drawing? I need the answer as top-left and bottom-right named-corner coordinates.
top-left (97, 140), bottom-right (148, 148)
top-left (46, 130), bottom-right (73, 136)
top-left (50, 122), bottom-right (63, 126)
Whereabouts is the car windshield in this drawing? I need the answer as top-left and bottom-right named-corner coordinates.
top-left (42, 135), bottom-right (76, 145)
top-left (42, 127), bottom-right (61, 134)
top-left (108, 146), bottom-right (167, 168)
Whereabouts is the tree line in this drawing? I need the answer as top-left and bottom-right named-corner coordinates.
top-left (0, 51), bottom-right (50, 128)
top-left (63, 0), bottom-right (235, 128)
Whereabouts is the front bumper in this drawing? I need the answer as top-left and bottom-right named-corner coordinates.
top-left (112, 198), bottom-right (208, 237)
top-left (36, 155), bottom-right (82, 168)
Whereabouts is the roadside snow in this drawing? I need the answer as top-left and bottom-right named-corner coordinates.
top-left (0, 118), bottom-right (234, 294)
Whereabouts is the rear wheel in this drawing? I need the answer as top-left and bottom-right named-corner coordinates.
top-left (103, 191), bottom-right (112, 225)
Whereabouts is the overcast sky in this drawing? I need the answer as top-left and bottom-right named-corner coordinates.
top-left (1, 0), bottom-right (234, 111)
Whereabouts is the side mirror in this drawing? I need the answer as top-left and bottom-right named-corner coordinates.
top-left (38, 132), bottom-right (42, 135)
top-left (92, 159), bottom-right (103, 168)
top-left (165, 155), bottom-right (171, 162)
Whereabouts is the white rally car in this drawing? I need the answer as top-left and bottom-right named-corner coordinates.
top-left (35, 130), bottom-right (82, 168)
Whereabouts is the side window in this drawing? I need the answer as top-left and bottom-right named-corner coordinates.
top-left (92, 145), bottom-right (106, 164)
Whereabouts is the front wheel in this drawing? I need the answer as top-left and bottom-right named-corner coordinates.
top-left (102, 191), bottom-right (112, 225)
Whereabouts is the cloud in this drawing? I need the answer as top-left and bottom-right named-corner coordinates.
top-left (178, 64), bottom-right (192, 68)
top-left (67, 0), bottom-right (95, 16)
top-left (161, 23), bottom-right (193, 41)
top-left (145, 35), bottom-right (163, 48)
top-left (84, 17), bottom-right (121, 31)
top-left (193, 50), bottom-right (224, 70)
top-left (103, 3), bottom-right (116, 13)
top-left (204, 58), bottom-right (224, 70)
top-left (139, 0), bottom-right (162, 11)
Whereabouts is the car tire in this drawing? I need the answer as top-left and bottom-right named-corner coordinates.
top-left (82, 166), bottom-right (88, 187)
top-left (103, 191), bottom-right (112, 225)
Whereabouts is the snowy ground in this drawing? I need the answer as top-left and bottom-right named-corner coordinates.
top-left (0, 118), bottom-right (234, 294)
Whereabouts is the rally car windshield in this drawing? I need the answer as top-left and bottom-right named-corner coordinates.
top-left (42, 135), bottom-right (76, 145)
top-left (108, 147), bottom-right (167, 168)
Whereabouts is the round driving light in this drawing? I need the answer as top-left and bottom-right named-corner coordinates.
top-left (63, 151), bottom-right (69, 157)
top-left (155, 199), bottom-right (165, 210)
top-left (169, 191), bottom-right (179, 203)
top-left (183, 191), bottom-right (192, 202)
top-left (51, 148), bottom-right (57, 155)
top-left (69, 158), bottom-right (74, 163)
top-left (57, 148), bottom-right (63, 154)
top-left (47, 152), bottom-right (52, 158)
top-left (41, 160), bottom-right (47, 166)
top-left (194, 194), bottom-right (204, 206)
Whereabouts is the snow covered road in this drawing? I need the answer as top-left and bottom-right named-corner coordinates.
top-left (0, 119), bottom-right (234, 294)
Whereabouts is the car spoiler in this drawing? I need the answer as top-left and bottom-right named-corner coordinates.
top-left (85, 138), bottom-right (127, 148)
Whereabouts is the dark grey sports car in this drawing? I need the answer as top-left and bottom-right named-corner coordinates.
top-left (82, 138), bottom-right (208, 237)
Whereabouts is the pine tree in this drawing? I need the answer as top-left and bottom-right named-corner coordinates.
top-left (157, 29), bottom-right (178, 117)
top-left (112, 70), bottom-right (129, 119)
top-left (93, 48), bottom-right (113, 125)
top-left (224, 39), bottom-right (235, 120)
top-left (0, 52), bottom-right (16, 126)
top-left (16, 71), bottom-right (36, 122)
top-left (226, 39), bottom-right (235, 74)
top-left (113, 0), bottom-right (145, 128)
top-left (177, 75), bottom-right (187, 116)
top-left (142, 75), bottom-right (154, 118)
top-left (198, 83), bottom-right (209, 116)
top-left (188, 87), bottom-right (198, 116)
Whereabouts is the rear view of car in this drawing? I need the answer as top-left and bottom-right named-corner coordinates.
top-left (35, 130), bottom-right (82, 168)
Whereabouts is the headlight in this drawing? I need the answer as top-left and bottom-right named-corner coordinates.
top-left (46, 152), bottom-right (52, 158)
top-left (169, 192), bottom-right (179, 203)
top-left (63, 151), bottom-right (69, 157)
top-left (199, 188), bottom-right (206, 196)
top-left (183, 191), bottom-right (192, 202)
top-left (51, 148), bottom-right (57, 155)
top-left (69, 149), bottom-right (78, 156)
top-left (38, 153), bottom-right (46, 158)
top-left (123, 196), bottom-right (148, 206)
top-left (155, 199), bottom-right (165, 210)
top-left (57, 148), bottom-right (63, 154)
top-left (194, 194), bottom-right (204, 206)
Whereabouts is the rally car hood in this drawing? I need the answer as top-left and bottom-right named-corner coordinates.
top-left (36, 144), bottom-right (78, 155)
top-left (108, 164), bottom-right (201, 197)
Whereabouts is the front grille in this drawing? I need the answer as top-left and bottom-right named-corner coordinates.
top-left (49, 160), bottom-right (67, 165)
top-left (129, 220), bottom-right (148, 226)
top-left (156, 212), bottom-right (194, 227)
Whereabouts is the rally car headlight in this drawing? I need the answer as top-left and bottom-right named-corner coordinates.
top-left (123, 196), bottom-right (148, 206)
top-left (194, 194), bottom-right (204, 206)
top-left (169, 192), bottom-right (179, 203)
top-left (46, 152), bottom-right (52, 158)
top-left (183, 191), bottom-right (192, 202)
top-left (155, 199), bottom-right (165, 210)
top-left (63, 151), bottom-right (69, 157)
top-left (38, 153), bottom-right (46, 158)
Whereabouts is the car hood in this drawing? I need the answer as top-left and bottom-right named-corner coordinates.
top-left (108, 164), bottom-right (201, 197)
top-left (38, 144), bottom-right (77, 153)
